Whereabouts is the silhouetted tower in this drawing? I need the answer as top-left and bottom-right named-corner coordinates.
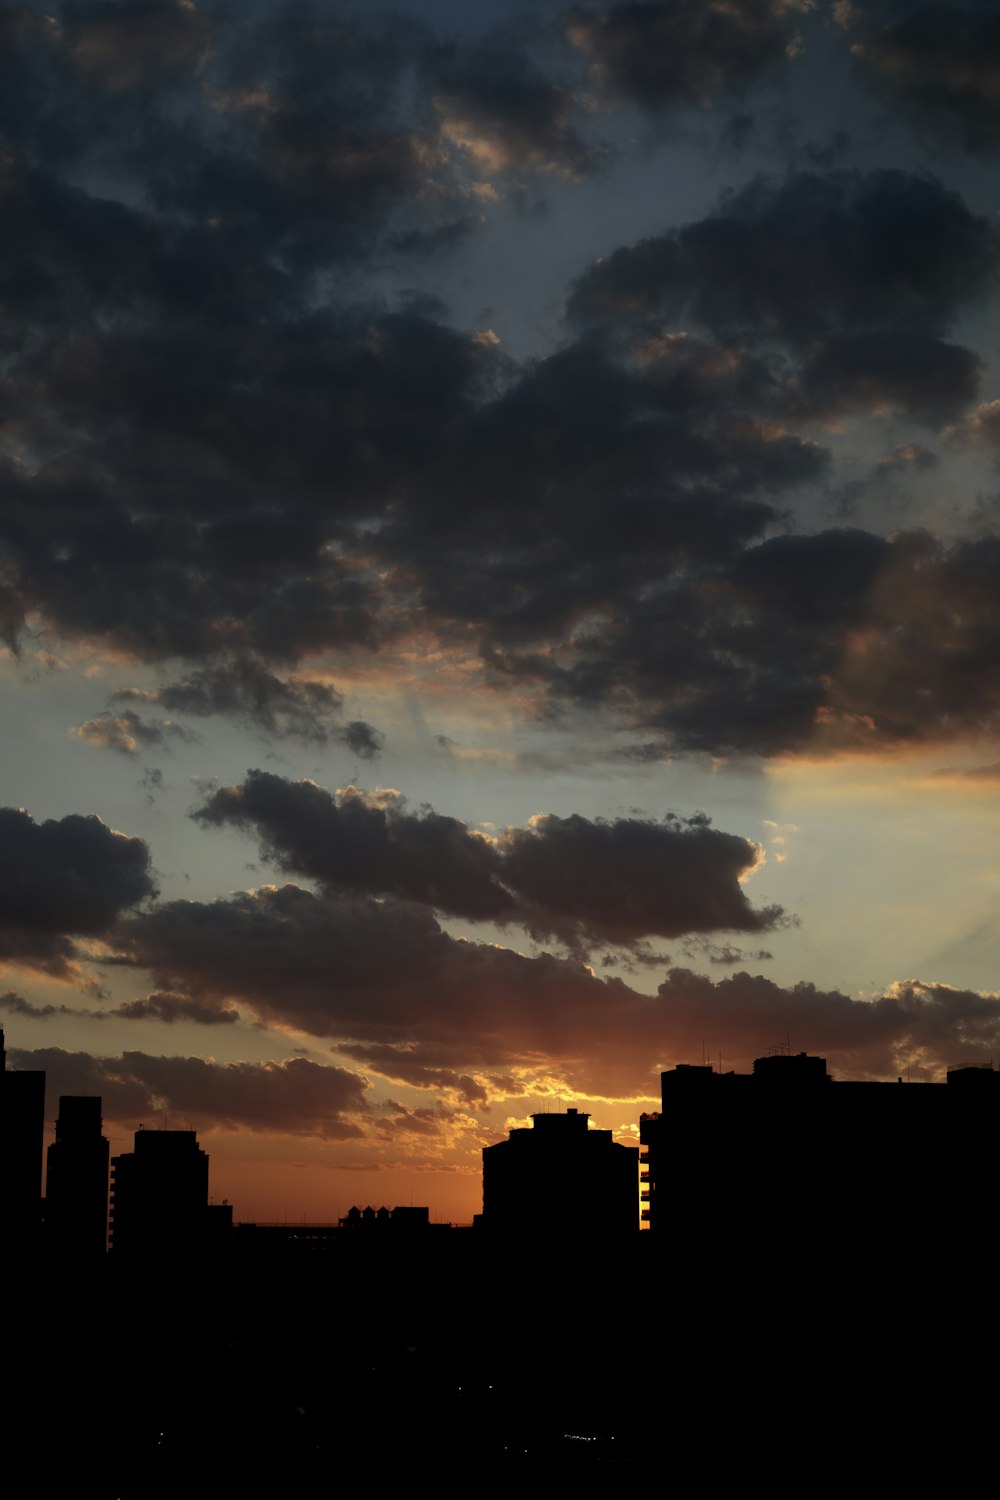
top-left (46, 1096), bottom-right (109, 1258)
top-left (110, 1128), bottom-right (209, 1257)
top-left (482, 1108), bottom-right (638, 1234)
top-left (0, 1027), bottom-right (46, 1249)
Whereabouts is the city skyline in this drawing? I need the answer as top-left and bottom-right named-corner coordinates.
top-left (4, 0), bottom-right (1000, 1222)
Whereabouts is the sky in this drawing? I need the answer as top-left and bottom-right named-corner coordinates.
top-left (4, 0), bottom-right (1000, 1223)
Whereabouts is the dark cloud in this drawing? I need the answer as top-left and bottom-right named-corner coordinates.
top-left (501, 524), bottom-right (1000, 756)
top-left (702, 944), bottom-right (774, 966)
top-left (0, 2), bottom-right (453, 266)
top-left (0, 306), bottom-right (499, 665)
top-left (0, 807), bottom-right (156, 975)
top-left (106, 883), bottom-right (1000, 1094)
top-left (874, 443), bottom-right (940, 476)
top-left (194, 774), bottom-right (511, 922)
top-left (795, 332), bottom-right (982, 427)
top-left (0, 984), bottom-right (237, 1026)
top-left (568, 170), bottom-right (997, 350)
top-left (500, 810), bottom-right (784, 947)
top-left (71, 708), bottom-right (198, 756)
top-left (58, 0), bottom-right (215, 93)
top-left (0, 989), bottom-right (75, 1020)
top-left (433, 29), bottom-right (602, 181)
top-left (112, 662), bottom-right (382, 752)
top-left (341, 720), bottom-right (386, 761)
top-left (105, 879), bottom-right (694, 1101)
top-left (10, 1045), bottom-right (370, 1139)
top-left (336, 1042), bottom-right (491, 1106)
top-left (390, 332), bottom-right (822, 652)
top-left (0, 5), bottom-right (508, 686)
top-left (375, 1097), bottom-right (469, 1139)
top-left (0, 5), bottom-right (996, 770)
top-left (567, 1), bottom-right (810, 113)
top-left (644, 970), bottom-right (1000, 1082)
top-left (845, 2), bottom-right (1000, 154)
top-left (111, 990), bottom-right (240, 1026)
top-left (193, 770), bottom-right (784, 945)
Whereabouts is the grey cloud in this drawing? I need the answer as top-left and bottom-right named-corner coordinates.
top-left (568, 170), bottom-right (997, 350)
top-left (500, 810), bottom-right (784, 947)
top-left (0, 989), bottom-right (75, 1020)
top-left (341, 720), bottom-right (386, 761)
top-left (0, 10), bottom-right (998, 769)
top-left (112, 990), bottom-right (240, 1026)
top-left (874, 443), bottom-right (940, 476)
top-left (568, 1), bottom-right (810, 113)
top-left (518, 527), bottom-right (1000, 756)
top-left (193, 770), bottom-right (785, 945)
top-left (375, 1097), bottom-right (467, 1139)
top-left (795, 331), bottom-right (982, 428)
top-left (0, 806), bottom-right (156, 974)
top-left (434, 29), bottom-right (602, 181)
top-left (11, 1044), bottom-right (370, 1139)
top-left (58, 0), bottom-right (214, 93)
top-left (193, 774), bottom-right (514, 923)
top-left (847, 2), bottom-right (1000, 154)
top-left (71, 708), bottom-right (198, 756)
top-left (113, 661), bottom-right (382, 752)
top-left (107, 883), bottom-right (1000, 1096)
top-left (337, 1042), bottom-right (490, 1105)
top-left (0, 985), bottom-right (237, 1027)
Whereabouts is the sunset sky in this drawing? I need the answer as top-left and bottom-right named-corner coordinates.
top-left (4, 0), bottom-right (1000, 1223)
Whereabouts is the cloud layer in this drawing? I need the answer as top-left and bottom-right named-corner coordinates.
top-left (101, 881), bottom-right (1000, 1098)
top-left (0, 5), bottom-right (997, 760)
top-left (11, 1045), bottom-right (369, 1140)
top-left (194, 770), bottom-right (784, 947)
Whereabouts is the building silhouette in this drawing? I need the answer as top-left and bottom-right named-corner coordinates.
top-left (0, 1026), bottom-right (46, 1249)
top-left (46, 1095), bottom-right (109, 1258)
top-left (339, 1204), bottom-right (433, 1233)
top-left (110, 1127), bottom-right (211, 1256)
top-left (481, 1107), bottom-right (638, 1234)
top-left (640, 1052), bottom-right (1000, 1244)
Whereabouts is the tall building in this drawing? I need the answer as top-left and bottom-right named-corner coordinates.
top-left (46, 1095), bottom-right (109, 1258)
top-left (482, 1108), bottom-right (638, 1234)
top-left (110, 1127), bottom-right (210, 1257)
top-left (640, 1052), bottom-right (1000, 1245)
top-left (0, 1027), bottom-right (46, 1249)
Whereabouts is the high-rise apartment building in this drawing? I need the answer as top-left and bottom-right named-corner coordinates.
top-left (482, 1108), bottom-right (638, 1234)
top-left (46, 1095), bottom-right (109, 1257)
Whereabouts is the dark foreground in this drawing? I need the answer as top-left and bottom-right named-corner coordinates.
top-left (7, 1229), bottom-right (987, 1493)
